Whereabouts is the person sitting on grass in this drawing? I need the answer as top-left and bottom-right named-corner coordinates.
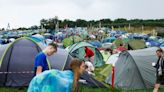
top-left (28, 59), bottom-right (86, 92)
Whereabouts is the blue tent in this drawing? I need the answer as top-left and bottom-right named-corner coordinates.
top-left (89, 41), bottom-right (102, 48)
top-left (147, 41), bottom-right (160, 47)
top-left (30, 34), bottom-right (47, 45)
top-left (160, 43), bottom-right (164, 47)
top-left (102, 37), bottom-right (116, 43)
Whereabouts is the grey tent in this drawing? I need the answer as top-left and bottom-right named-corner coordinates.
top-left (0, 38), bottom-right (72, 87)
top-left (0, 38), bottom-right (106, 88)
top-left (106, 47), bottom-right (164, 89)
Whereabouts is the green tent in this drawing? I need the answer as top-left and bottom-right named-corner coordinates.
top-left (113, 38), bottom-right (130, 48)
top-left (67, 42), bottom-right (105, 67)
top-left (113, 38), bottom-right (146, 50)
top-left (100, 50), bottom-right (111, 62)
top-left (100, 64), bottom-right (112, 78)
top-left (113, 38), bottom-right (124, 47)
top-left (80, 31), bottom-right (88, 40)
top-left (63, 37), bottom-right (73, 48)
top-left (63, 36), bottom-right (82, 48)
top-left (127, 39), bottom-right (147, 50)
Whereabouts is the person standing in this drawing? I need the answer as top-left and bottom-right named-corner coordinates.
top-left (153, 48), bottom-right (164, 92)
top-left (34, 42), bottom-right (57, 75)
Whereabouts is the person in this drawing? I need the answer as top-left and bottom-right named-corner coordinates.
top-left (153, 48), bottom-right (164, 92)
top-left (116, 44), bottom-right (127, 52)
top-left (84, 46), bottom-right (94, 63)
top-left (112, 49), bottom-right (118, 54)
top-left (28, 59), bottom-right (86, 92)
top-left (85, 61), bottom-right (95, 76)
top-left (34, 42), bottom-right (57, 76)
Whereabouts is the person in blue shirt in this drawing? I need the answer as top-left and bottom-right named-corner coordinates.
top-left (34, 42), bottom-right (57, 75)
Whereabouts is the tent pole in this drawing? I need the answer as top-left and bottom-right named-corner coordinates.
top-left (112, 65), bottom-right (115, 89)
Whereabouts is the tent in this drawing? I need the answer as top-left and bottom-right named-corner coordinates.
top-left (80, 31), bottom-right (88, 40)
top-left (0, 38), bottom-right (72, 87)
top-left (146, 41), bottom-right (160, 47)
top-left (106, 53), bottom-right (120, 65)
top-left (157, 30), bottom-right (164, 37)
top-left (102, 37), bottom-right (116, 43)
top-left (100, 64), bottom-right (112, 78)
top-left (113, 38), bottom-right (129, 48)
top-left (43, 33), bottom-right (53, 39)
top-left (160, 43), bottom-right (164, 47)
top-left (30, 34), bottom-right (46, 45)
top-left (100, 50), bottom-right (111, 62)
top-left (90, 41), bottom-right (102, 48)
top-left (113, 38), bottom-right (124, 47)
top-left (102, 43), bottom-right (115, 49)
top-left (0, 38), bottom-right (105, 88)
top-left (106, 47), bottom-right (164, 89)
top-left (67, 42), bottom-right (105, 67)
top-left (63, 37), bottom-right (73, 48)
top-left (63, 36), bottom-right (82, 48)
top-left (30, 34), bottom-right (45, 42)
top-left (127, 39), bottom-right (147, 50)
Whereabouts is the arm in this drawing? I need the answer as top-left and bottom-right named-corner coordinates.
top-left (36, 66), bottom-right (43, 75)
top-left (35, 53), bottom-right (46, 75)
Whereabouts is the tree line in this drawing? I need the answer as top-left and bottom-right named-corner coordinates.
top-left (13, 18), bottom-right (164, 30)
top-left (39, 18), bottom-right (164, 29)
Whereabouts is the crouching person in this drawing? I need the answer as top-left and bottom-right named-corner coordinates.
top-left (28, 59), bottom-right (86, 92)
top-left (85, 61), bottom-right (95, 76)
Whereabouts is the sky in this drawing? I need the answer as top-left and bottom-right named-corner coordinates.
top-left (0, 0), bottom-right (164, 28)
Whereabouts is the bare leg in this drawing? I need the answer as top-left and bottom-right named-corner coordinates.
top-left (153, 84), bottom-right (160, 92)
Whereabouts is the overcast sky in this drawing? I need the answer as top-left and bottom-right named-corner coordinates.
top-left (0, 0), bottom-right (164, 28)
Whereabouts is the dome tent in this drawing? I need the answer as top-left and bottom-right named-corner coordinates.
top-left (0, 38), bottom-right (72, 87)
top-left (102, 37), bottom-right (116, 43)
top-left (30, 34), bottom-right (46, 45)
top-left (63, 36), bottom-right (82, 48)
top-left (89, 40), bottom-right (102, 48)
top-left (113, 38), bottom-right (129, 48)
top-left (106, 47), bottom-right (164, 89)
top-left (67, 42), bottom-right (105, 67)
top-left (0, 38), bottom-right (106, 88)
top-left (127, 39), bottom-right (147, 50)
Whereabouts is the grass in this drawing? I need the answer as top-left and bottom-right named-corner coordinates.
top-left (0, 87), bottom-right (27, 92)
top-left (1, 87), bottom-right (164, 92)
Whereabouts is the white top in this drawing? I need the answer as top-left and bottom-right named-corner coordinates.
top-left (85, 61), bottom-right (94, 72)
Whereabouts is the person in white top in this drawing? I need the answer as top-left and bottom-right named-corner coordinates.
top-left (85, 61), bottom-right (95, 76)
